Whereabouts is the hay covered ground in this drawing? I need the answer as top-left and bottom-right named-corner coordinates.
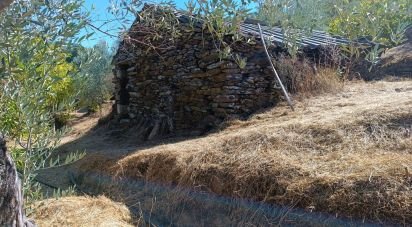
top-left (76, 80), bottom-right (412, 224)
top-left (31, 196), bottom-right (133, 227)
top-left (40, 80), bottom-right (412, 225)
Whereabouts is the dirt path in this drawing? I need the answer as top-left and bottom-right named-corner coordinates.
top-left (56, 103), bottom-right (151, 159)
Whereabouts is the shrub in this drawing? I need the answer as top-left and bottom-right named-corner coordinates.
top-left (0, 0), bottom-right (88, 209)
top-left (329, 0), bottom-right (412, 46)
top-left (73, 42), bottom-right (114, 111)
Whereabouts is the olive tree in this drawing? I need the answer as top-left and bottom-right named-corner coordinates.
top-left (0, 0), bottom-right (89, 223)
top-left (73, 41), bottom-right (114, 112)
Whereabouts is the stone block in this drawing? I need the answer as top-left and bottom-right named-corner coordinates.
top-left (214, 95), bottom-right (238, 103)
top-left (207, 61), bottom-right (224, 70)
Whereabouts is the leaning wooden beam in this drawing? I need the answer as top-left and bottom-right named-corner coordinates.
top-left (257, 23), bottom-right (294, 111)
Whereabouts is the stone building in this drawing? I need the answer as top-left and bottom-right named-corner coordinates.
top-left (112, 5), bottom-right (352, 138)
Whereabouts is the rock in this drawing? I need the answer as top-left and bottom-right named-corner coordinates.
top-left (206, 62), bottom-right (224, 70)
top-left (214, 95), bottom-right (238, 103)
top-left (119, 118), bottom-right (131, 124)
top-left (371, 42), bottom-right (412, 79)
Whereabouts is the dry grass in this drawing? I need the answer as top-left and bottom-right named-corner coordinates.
top-left (274, 56), bottom-right (343, 95)
top-left (31, 196), bottom-right (133, 227)
top-left (78, 80), bottom-right (412, 224)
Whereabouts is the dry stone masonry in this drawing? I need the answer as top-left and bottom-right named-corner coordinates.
top-left (114, 35), bottom-right (280, 135)
top-left (112, 5), bottom-right (354, 138)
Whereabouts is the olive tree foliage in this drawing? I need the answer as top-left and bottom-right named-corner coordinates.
top-left (256, 0), bottom-right (411, 45)
top-left (105, 0), bottom-right (254, 67)
top-left (329, 0), bottom-right (411, 46)
top-left (329, 0), bottom-right (411, 68)
top-left (97, 0), bottom-right (410, 65)
top-left (189, 0), bottom-right (254, 67)
top-left (256, 0), bottom-right (411, 70)
top-left (74, 41), bottom-right (114, 112)
top-left (255, 0), bottom-right (348, 59)
top-left (0, 0), bottom-right (88, 208)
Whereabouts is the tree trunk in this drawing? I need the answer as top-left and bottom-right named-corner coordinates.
top-left (0, 137), bottom-right (35, 227)
top-left (0, 0), bottom-right (13, 12)
top-left (1, 2), bottom-right (34, 226)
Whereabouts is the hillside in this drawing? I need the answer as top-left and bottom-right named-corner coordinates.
top-left (36, 79), bottom-right (412, 225)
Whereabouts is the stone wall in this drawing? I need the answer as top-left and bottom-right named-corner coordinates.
top-left (113, 22), bottom-right (282, 136)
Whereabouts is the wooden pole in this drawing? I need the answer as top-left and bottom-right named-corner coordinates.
top-left (258, 23), bottom-right (294, 111)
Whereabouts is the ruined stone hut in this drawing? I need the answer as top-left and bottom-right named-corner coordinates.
top-left (112, 5), bottom-right (354, 137)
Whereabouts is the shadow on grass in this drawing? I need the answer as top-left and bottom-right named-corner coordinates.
top-left (72, 169), bottom-right (382, 226)
top-left (38, 111), bottom-right (411, 226)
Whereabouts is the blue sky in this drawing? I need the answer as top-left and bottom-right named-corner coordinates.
top-left (81, 0), bottom-right (190, 48)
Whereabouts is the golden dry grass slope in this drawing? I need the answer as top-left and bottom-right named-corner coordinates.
top-left (79, 80), bottom-right (412, 224)
top-left (31, 196), bottom-right (133, 227)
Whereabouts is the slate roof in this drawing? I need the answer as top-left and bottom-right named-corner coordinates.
top-left (240, 23), bottom-right (351, 48)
